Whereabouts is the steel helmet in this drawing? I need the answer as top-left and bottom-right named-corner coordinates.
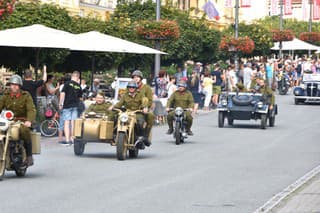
top-left (9, 75), bottom-right (23, 86)
top-left (131, 70), bottom-right (143, 79)
top-left (177, 80), bottom-right (187, 88)
top-left (127, 80), bottom-right (138, 88)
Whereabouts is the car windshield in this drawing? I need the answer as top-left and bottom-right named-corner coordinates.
top-left (303, 73), bottom-right (320, 82)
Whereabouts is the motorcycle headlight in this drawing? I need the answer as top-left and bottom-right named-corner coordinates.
top-left (257, 101), bottom-right (263, 109)
top-left (0, 118), bottom-right (9, 131)
top-left (175, 107), bottom-right (184, 116)
top-left (119, 114), bottom-right (129, 123)
top-left (221, 99), bottom-right (228, 106)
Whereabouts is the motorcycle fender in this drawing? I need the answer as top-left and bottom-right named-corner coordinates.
top-left (117, 123), bottom-right (128, 132)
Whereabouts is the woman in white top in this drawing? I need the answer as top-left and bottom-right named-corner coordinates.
top-left (166, 76), bottom-right (177, 98)
top-left (202, 71), bottom-right (214, 111)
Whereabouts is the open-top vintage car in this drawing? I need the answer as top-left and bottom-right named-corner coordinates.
top-left (294, 73), bottom-right (320, 104)
top-left (217, 92), bottom-right (277, 129)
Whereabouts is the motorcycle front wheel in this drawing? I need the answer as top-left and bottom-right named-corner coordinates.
top-left (175, 122), bottom-right (181, 145)
top-left (15, 168), bottom-right (27, 177)
top-left (0, 142), bottom-right (5, 180)
top-left (116, 132), bottom-right (127, 160)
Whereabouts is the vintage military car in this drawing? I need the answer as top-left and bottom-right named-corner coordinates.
top-left (294, 73), bottom-right (320, 104)
top-left (217, 92), bottom-right (277, 129)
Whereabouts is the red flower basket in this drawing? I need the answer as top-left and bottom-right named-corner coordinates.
top-left (271, 29), bottom-right (294, 42)
top-left (219, 36), bottom-right (255, 54)
top-left (0, 0), bottom-right (16, 20)
top-left (136, 20), bottom-right (180, 40)
top-left (299, 32), bottom-right (320, 43)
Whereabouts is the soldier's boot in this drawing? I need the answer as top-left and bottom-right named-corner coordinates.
top-left (186, 124), bottom-right (194, 136)
top-left (25, 142), bottom-right (34, 166)
top-left (143, 128), bottom-right (152, 147)
top-left (166, 119), bottom-right (174, 135)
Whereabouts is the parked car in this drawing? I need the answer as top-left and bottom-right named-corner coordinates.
top-left (294, 73), bottom-right (320, 104)
top-left (217, 92), bottom-right (277, 129)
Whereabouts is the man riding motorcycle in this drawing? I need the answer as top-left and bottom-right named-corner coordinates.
top-left (166, 81), bottom-right (194, 135)
top-left (109, 80), bottom-right (150, 148)
top-left (131, 70), bottom-right (154, 146)
top-left (0, 75), bottom-right (36, 166)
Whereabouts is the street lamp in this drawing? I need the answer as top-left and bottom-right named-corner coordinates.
top-left (154, 0), bottom-right (161, 78)
top-left (279, 0), bottom-right (284, 59)
top-left (308, 0), bottom-right (313, 57)
top-left (234, 0), bottom-right (239, 73)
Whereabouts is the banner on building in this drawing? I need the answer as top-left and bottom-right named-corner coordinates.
top-left (313, 0), bottom-right (320, 20)
top-left (240, 0), bottom-right (251, 8)
top-left (284, 0), bottom-right (292, 15)
top-left (270, 0), bottom-right (278, 16)
top-left (225, 0), bottom-right (233, 8)
top-left (302, 0), bottom-right (309, 21)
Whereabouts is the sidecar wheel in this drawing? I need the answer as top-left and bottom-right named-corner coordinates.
top-left (15, 168), bottom-right (27, 177)
top-left (74, 139), bottom-right (85, 156)
top-left (0, 143), bottom-right (5, 180)
top-left (116, 132), bottom-right (127, 160)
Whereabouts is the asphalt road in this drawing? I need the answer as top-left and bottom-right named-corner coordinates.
top-left (1, 93), bottom-right (320, 213)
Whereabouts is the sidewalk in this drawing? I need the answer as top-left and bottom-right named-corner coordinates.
top-left (271, 173), bottom-right (320, 212)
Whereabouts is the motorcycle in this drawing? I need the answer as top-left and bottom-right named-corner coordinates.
top-left (0, 110), bottom-right (40, 180)
top-left (114, 108), bottom-right (148, 160)
top-left (171, 107), bottom-right (190, 145)
top-left (277, 71), bottom-right (290, 95)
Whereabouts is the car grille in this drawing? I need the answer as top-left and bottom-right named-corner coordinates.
top-left (306, 82), bottom-right (319, 97)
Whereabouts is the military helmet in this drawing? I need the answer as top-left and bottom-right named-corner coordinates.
top-left (236, 82), bottom-right (244, 89)
top-left (127, 80), bottom-right (138, 88)
top-left (177, 80), bottom-right (187, 88)
top-left (131, 70), bottom-right (143, 79)
top-left (9, 75), bottom-right (23, 86)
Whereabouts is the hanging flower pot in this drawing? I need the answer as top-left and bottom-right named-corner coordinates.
top-left (271, 29), bottom-right (294, 42)
top-left (0, 0), bottom-right (16, 20)
top-left (219, 36), bottom-right (255, 54)
top-left (136, 19), bottom-right (180, 40)
top-left (299, 32), bottom-right (320, 44)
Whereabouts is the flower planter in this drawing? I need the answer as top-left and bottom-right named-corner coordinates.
top-left (272, 29), bottom-right (294, 42)
top-left (299, 32), bottom-right (320, 44)
top-left (136, 20), bottom-right (180, 40)
top-left (219, 36), bottom-right (255, 54)
top-left (0, 0), bottom-right (16, 20)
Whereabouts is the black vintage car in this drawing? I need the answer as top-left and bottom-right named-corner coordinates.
top-left (294, 73), bottom-right (320, 104)
top-left (217, 92), bottom-right (277, 129)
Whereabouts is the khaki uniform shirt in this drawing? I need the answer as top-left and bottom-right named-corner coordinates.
top-left (166, 90), bottom-right (194, 109)
top-left (138, 83), bottom-right (153, 108)
top-left (114, 91), bottom-right (148, 111)
top-left (0, 91), bottom-right (36, 121)
top-left (257, 86), bottom-right (275, 105)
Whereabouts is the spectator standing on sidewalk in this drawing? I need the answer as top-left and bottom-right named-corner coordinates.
top-left (211, 63), bottom-right (223, 109)
top-left (188, 70), bottom-right (201, 114)
top-left (201, 70), bottom-right (213, 111)
top-left (22, 66), bottom-right (47, 107)
top-left (59, 71), bottom-right (82, 145)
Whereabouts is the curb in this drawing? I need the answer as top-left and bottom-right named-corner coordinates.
top-left (254, 164), bottom-right (320, 213)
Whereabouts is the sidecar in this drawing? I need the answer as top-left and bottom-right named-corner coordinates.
top-left (73, 112), bottom-right (115, 156)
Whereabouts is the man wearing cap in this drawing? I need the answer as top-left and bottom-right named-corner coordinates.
top-left (166, 81), bottom-right (194, 135)
top-left (110, 80), bottom-right (149, 149)
top-left (0, 75), bottom-right (36, 166)
top-left (132, 70), bottom-right (154, 146)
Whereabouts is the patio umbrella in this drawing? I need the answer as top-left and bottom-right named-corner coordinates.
top-left (271, 38), bottom-right (320, 50)
top-left (70, 31), bottom-right (166, 54)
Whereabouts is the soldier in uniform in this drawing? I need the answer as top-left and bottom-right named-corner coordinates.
top-left (234, 82), bottom-right (247, 92)
top-left (0, 75), bottom-right (36, 166)
top-left (166, 81), bottom-right (195, 135)
top-left (252, 77), bottom-right (275, 110)
top-left (131, 70), bottom-right (154, 146)
top-left (109, 80), bottom-right (149, 149)
top-left (85, 92), bottom-right (114, 121)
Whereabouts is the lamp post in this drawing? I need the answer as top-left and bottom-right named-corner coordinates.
top-left (308, 0), bottom-right (313, 57)
top-left (279, 0), bottom-right (283, 59)
top-left (234, 0), bottom-right (239, 73)
top-left (154, 0), bottom-right (161, 78)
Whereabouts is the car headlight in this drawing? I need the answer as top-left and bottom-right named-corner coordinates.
top-left (175, 107), bottom-right (184, 116)
top-left (119, 114), bottom-right (129, 123)
top-left (294, 89), bottom-right (300, 96)
top-left (257, 101), bottom-right (263, 109)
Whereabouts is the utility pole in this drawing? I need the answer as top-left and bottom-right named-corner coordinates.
top-left (154, 0), bottom-right (161, 78)
top-left (279, 0), bottom-right (284, 59)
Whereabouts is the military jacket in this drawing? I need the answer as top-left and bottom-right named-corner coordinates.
top-left (86, 102), bottom-right (112, 114)
top-left (166, 90), bottom-right (194, 109)
top-left (0, 91), bottom-right (36, 121)
top-left (137, 83), bottom-right (153, 108)
top-left (114, 91), bottom-right (147, 111)
top-left (256, 86), bottom-right (275, 105)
